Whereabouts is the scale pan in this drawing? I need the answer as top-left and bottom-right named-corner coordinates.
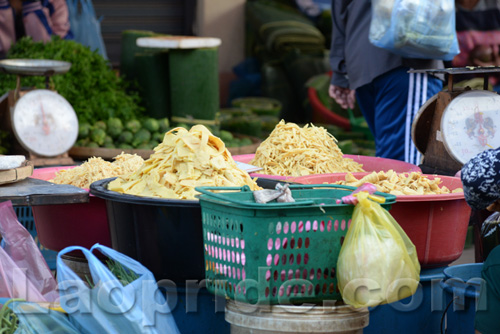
top-left (0, 59), bottom-right (71, 76)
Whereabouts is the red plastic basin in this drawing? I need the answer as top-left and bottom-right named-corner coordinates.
top-left (30, 166), bottom-right (111, 251)
top-left (232, 154), bottom-right (421, 180)
top-left (292, 173), bottom-right (471, 268)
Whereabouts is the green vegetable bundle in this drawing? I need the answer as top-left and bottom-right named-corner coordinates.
top-left (0, 299), bottom-right (22, 333)
top-left (0, 36), bottom-right (144, 123)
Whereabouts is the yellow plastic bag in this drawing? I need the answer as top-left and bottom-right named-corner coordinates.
top-left (337, 192), bottom-right (420, 308)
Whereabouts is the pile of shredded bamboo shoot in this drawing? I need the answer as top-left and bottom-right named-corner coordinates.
top-left (108, 125), bottom-right (261, 200)
top-left (50, 153), bottom-right (144, 188)
top-left (335, 170), bottom-right (464, 195)
top-left (250, 120), bottom-right (364, 176)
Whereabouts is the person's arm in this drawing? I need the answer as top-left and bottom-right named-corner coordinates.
top-left (328, 0), bottom-right (355, 108)
top-left (22, 0), bottom-right (51, 42)
top-left (329, 0), bottom-right (349, 88)
top-left (45, 0), bottom-right (72, 39)
top-left (22, 0), bottom-right (72, 42)
top-left (461, 147), bottom-right (500, 210)
top-left (0, 0), bottom-right (16, 57)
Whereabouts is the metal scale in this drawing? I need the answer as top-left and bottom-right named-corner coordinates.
top-left (411, 67), bottom-right (500, 175)
top-left (0, 59), bottom-right (79, 166)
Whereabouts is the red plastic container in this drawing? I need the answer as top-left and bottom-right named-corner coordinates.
top-left (30, 166), bottom-right (111, 251)
top-left (293, 173), bottom-right (471, 268)
top-left (232, 154), bottom-right (421, 180)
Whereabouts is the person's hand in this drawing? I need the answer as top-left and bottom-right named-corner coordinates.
top-left (470, 44), bottom-right (500, 67)
top-left (487, 199), bottom-right (500, 212)
top-left (328, 84), bottom-right (356, 110)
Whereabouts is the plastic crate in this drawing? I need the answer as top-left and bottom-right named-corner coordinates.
top-left (196, 184), bottom-right (396, 305)
top-left (13, 206), bottom-right (58, 270)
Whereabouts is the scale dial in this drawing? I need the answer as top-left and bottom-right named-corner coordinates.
top-left (12, 89), bottom-right (78, 157)
top-left (441, 90), bottom-right (500, 164)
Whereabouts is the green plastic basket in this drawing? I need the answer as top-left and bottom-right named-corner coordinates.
top-left (196, 184), bottom-right (396, 305)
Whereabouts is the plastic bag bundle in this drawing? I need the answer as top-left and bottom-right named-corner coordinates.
top-left (57, 244), bottom-right (179, 334)
top-left (337, 192), bottom-right (420, 308)
top-left (9, 301), bottom-right (80, 334)
top-left (67, 0), bottom-right (108, 59)
top-left (0, 201), bottom-right (58, 303)
top-left (253, 183), bottom-right (295, 203)
top-left (369, 0), bottom-right (459, 60)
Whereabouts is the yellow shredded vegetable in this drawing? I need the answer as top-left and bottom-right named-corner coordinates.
top-left (108, 125), bottom-right (261, 200)
top-left (50, 153), bottom-right (144, 188)
top-left (335, 170), bottom-right (464, 195)
top-left (250, 120), bottom-right (364, 176)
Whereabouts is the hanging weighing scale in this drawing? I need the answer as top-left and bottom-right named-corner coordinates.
top-left (410, 67), bottom-right (500, 175)
top-left (0, 59), bottom-right (78, 166)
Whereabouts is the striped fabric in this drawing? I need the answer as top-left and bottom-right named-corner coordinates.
top-left (405, 72), bottom-right (428, 166)
top-left (0, 1), bottom-right (15, 56)
top-left (453, 0), bottom-right (500, 84)
top-left (0, 0), bottom-right (71, 56)
top-left (356, 67), bottom-right (442, 165)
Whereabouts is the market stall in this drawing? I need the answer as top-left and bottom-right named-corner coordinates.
top-left (0, 4), bottom-right (495, 330)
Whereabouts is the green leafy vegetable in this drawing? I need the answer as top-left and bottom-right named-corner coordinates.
top-left (0, 36), bottom-right (144, 124)
top-left (106, 260), bottom-right (139, 285)
top-left (85, 260), bottom-right (139, 288)
top-left (0, 298), bottom-right (23, 334)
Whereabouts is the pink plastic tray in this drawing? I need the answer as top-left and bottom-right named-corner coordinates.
top-left (30, 166), bottom-right (111, 251)
top-left (232, 154), bottom-right (421, 180)
top-left (293, 173), bottom-right (470, 268)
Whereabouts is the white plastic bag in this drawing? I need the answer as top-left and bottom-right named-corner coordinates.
top-left (369, 0), bottom-right (459, 60)
top-left (57, 244), bottom-right (179, 334)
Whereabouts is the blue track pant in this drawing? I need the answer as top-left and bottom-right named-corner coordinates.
top-left (356, 67), bottom-right (443, 165)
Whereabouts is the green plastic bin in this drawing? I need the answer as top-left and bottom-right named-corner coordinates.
top-left (196, 184), bottom-right (396, 305)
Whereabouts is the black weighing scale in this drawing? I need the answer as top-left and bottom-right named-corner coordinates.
top-left (0, 59), bottom-right (78, 166)
top-left (410, 67), bottom-right (500, 176)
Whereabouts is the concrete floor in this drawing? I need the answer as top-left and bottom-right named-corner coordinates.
top-left (450, 245), bottom-right (476, 265)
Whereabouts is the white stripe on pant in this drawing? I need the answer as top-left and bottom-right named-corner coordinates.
top-left (405, 72), bottom-right (428, 165)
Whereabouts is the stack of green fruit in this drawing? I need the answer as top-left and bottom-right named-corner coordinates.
top-left (219, 108), bottom-right (263, 138)
top-left (219, 130), bottom-right (253, 148)
top-left (227, 97), bottom-right (282, 138)
top-left (76, 117), bottom-right (171, 150)
top-left (321, 124), bottom-right (376, 156)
